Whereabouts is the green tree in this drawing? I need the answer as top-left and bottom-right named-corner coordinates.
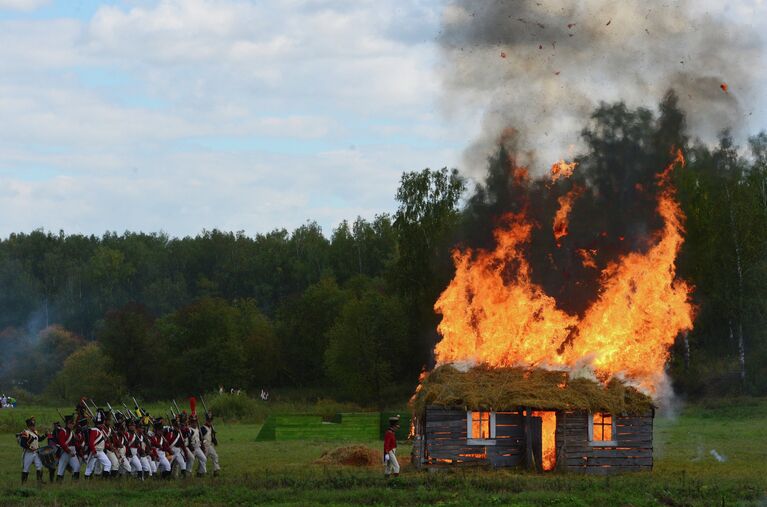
top-left (46, 343), bottom-right (126, 401)
top-left (276, 277), bottom-right (348, 386)
top-left (392, 167), bottom-right (465, 373)
top-left (325, 280), bottom-right (408, 405)
top-left (98, 303), bottom-right (158, 394)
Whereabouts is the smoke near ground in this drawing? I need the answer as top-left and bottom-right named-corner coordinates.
top-left (439, 0), bottom-right (762, 173)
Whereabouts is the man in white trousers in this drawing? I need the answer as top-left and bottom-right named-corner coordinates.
top-left (84, 411), bottom-right (112, 479)
top-left (383, 415), bottom-right (400, 478)
top-left (18, 417), bottom-right (43, 483)
top-left (55, 415), bottom-right (80, 481)
top-left (151, 422), bottom-right (173, 478)
top-left (201, 412), bottom-right (220, 477)
top-left (124, 419), bottom-right (144, 478)
top-left (168, 419), bottom-right (187, 477)
top-left (186, 415), bottom-right (207, 476)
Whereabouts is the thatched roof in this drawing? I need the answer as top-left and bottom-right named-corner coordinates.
top-left (411, 364), bottom-right (654, 416)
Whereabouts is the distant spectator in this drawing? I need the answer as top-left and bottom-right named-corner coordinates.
top-left (218, 385), bottom-right (224, 395)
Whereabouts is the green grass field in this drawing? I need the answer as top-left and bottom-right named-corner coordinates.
top-left (0, 399), bottom-right (765, 506)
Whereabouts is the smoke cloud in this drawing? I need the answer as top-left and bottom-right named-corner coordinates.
top-left (439, 0), bottom-right (762, 172)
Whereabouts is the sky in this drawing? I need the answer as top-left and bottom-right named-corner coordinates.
top-left (0, 0), bottom-right (765, 238)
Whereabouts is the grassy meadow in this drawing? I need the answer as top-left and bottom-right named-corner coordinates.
top-left (0, 398), bottom-right (764, 506)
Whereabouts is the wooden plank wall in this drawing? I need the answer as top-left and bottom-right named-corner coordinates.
top-left (422, 407), bottom-right (525, 468)
top-left (555, 411), bottom-right (653, 475)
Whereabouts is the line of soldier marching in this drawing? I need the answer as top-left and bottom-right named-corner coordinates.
top-left (16, 396), bottom-right (220, 483)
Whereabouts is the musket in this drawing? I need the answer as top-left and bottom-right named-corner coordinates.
top-left (132, 396), bottom-right (144, 416)
top-left (200, 395), bottom-right (209, 416)
top-left (107, 402), bottom-right (118, 421)
top-left (122, 402), bottom-right (133, 420)
top-left (56, 408), bottom-right (65, 422)
top-left (83, 401), bottom-right (95, 418)
top-left (170, 406), bottom-right (177, 418)
top-left (172, 399), bottom-right (182, 414)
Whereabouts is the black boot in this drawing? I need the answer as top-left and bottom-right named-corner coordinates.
top-left (84, 474), bottom-right (91, 480)
top-left (56, 475), bottom-right (63, 482)
top-left (21, 472), bottom-right (28, 484)
top-left (180, 469), bottom-right (187, 478)
top-left (49, 469), bottom-right (55, 483)
top-left (213, 470), bottom-right (219, 478)
top-left (72, 472), bottom-right (80, 481)
top-left (111, 470), bottom-right (119, 478)
top-left (196, 472), bottom-right (205, 478)
top-left (102, 472), bottom-right (110, 480)
top-left (162, 471), bottom-right (170, 480)
top-left (36, 470), bottom-right (43, 483)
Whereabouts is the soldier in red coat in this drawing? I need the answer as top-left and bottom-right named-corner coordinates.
top-left (55, 415), bottom-right (80, 481)
top-left (84, 410), bottom-right (112, 479)
top-left (383, 415), bottom-right (400, 478)
top-left (151, 422), bottom-right (172, 478)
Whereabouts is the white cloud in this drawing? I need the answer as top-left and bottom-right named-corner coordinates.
top-left (0, 0), bottom-right (49, 11)
top-left (0, 0), bottom-right (460, 236)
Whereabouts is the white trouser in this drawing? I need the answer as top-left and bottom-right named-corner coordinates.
top-left (85, 451), bottom-right (111, 476)
top-left (187, 447), bottom-right (207, 474)
top-left (206, 445), bottom-right (220, 472)
top-left (139, 456), bottom-right (152, 474)
top-left (384, 449), bottom-right (400, 475)
top-left (127, 449), bottom-right (142, 474)
top-left (157, 452), bottom-right (171, 472)
top-left (172, 447), bottom-right (186, 470)
top-left (185, 449), bottom-right (195, 472)
top-left (22, 450), bottom-right (42, 472)
top-left (116, 448), bottom-right (131, 474)
top-left (57, 451), bottom-right (80, 476)
top-left (106, 450), bottom-right (119, 473)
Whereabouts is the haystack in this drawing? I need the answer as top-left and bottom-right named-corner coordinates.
top-left (314, 445), bottom-right (382, 466)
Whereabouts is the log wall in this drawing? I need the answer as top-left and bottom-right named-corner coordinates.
top-left (421, 407), bottom-right (526, 468)
top-left (555, 411), bottom-right (653, 474)
top-left (417, 407), bottom-right (653, 474)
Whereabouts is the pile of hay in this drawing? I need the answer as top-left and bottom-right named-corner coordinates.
top-left (314, 445), bottom-right (383, 467)
top-left (411, 364), bottom-right (653, 416)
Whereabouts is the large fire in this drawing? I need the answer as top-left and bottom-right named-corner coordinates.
top-left (433, 150), bottom-right (693, 396)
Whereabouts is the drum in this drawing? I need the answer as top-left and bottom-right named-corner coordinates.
top-left (39, 446), bottom-right (59, 470)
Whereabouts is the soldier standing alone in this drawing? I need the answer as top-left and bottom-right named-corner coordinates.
top-left (383, 415), bottom-right (400, 478)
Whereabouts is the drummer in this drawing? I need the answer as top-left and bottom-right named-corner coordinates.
top-left (18, 417), bottom-right (43, 483)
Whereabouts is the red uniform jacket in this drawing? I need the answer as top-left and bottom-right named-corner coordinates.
top-left (125, 431), bottom-right (141, 455)
top-left (74, 431), bottom-right (86, 457)
top-left (88, 426), bottom-right (106, 454)
top-left (112, 430), bottom-right (125, 450)
top-left (384, 429), bottom-right (397, 454)
top-left (56, 427), bottom-right (74, 455)
top-left (167, 428), bottom-right (186, 451)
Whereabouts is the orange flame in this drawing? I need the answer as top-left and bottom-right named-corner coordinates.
top-left (531, 411), bottom-right (557, 471)
top-left (577, 248), bottom-right (598, 269)
top-left (433, 151), bottom-right (693, 396)
top-left (553, 186), bottom-right (584, 245)
top-left (550, 160), bottom-right (577, 182)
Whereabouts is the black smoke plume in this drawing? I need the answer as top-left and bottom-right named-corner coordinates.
top-left (440, 0), bottom-right (760, 172)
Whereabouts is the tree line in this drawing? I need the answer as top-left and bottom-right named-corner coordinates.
top-left (0, 94), bottom-right (766, 404)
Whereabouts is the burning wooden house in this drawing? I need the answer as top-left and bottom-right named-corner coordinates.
top-left (411, 365), bottom-right (654, 474)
